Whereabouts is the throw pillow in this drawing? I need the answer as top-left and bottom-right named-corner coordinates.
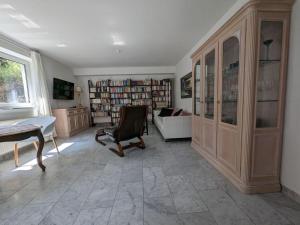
top-left (158, 108), bottom-right (173, 117)
top-left (171, 108), bottom-right (179, 116)
top-left (173, 109), bottom-right (183, 116)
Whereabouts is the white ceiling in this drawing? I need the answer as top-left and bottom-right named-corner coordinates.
top-left (0, 0), bottom-right (237, 68)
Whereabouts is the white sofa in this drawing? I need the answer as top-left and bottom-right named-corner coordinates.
top-left (153, 110), bottom-right (192, 140)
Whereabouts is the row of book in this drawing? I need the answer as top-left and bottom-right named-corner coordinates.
top-left (89, 79), bottom-right (170, 87)
top-left (152, 91), bottom-right (165, 96)
top-left (89, 88), bottom-right (110, 95)
top-left (131, 86), bottom-right (151, 92)
top-left (152, 80), bottom-right (168, 86)
top-left (100, 93), bottom-right (110, 98)
top-left (155, 102), bottom-right (168, 108)
top-left (131, 80), bottom-right (151, 86)
top-left (132, 99), bottom-right (152, 106)
top-left (110, 87), bottom-right (131, 93)
top-left (112, 118), bottom-right (120, 124)
top-left (111, 106), bottom-right (121, 112)
top-left (153, 97), bottom-right (167, 102)
top-left (110, 93), bottom-right (130, 99)
top-left (111, 99), bottom-right (131, 105)
top-left (91, 111), bottom-right (110, 117)
top-left (152, 86), bottom-right (167, 91)
top-left (110, 79), bottom-right (130, 87)
top-left (91, 98), bottom-right (110, 104)
top-left (96, 80), bottom-right (110, 87)
top-left (132, 93), bottom-right (151, 99)
top-left (91, 104), bottom-right (111, 111)
top-left (111, 112), bottom-right (120, 118)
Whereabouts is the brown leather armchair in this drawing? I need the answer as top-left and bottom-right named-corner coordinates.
top-left (101, 105), bottom-right (148, 157)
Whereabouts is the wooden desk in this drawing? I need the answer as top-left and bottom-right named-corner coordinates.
top-left (0, 125), bottom-right (46, 171)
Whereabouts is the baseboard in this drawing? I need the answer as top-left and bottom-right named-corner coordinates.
top-left (282, 185), bottom-right (300, 204)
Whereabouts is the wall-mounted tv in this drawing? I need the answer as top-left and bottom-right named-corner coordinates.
top-left (53, 78), bottom-right (74, 100)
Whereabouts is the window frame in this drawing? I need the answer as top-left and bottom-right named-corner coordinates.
top-left (0, 50), bottom-right (32, 109)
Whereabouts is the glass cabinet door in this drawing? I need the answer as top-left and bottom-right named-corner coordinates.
top-left (256, 21), bottom-right (283, 128)
top-left (204, 50), bottom-right (215, 119)
top-left (194, 60), bottom-right (201, 116)
top-left (221, 36), bottom-right (240, 125)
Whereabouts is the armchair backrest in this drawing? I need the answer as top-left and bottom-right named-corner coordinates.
top-left (114, 106), bottom-right (147, 142)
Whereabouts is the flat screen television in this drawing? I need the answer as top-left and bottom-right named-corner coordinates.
top-left (53, 78), bottom-right (74, 100)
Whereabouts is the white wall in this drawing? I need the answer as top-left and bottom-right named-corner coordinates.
top-left (281, 0), bottom-right (300, 196)
top-left (175, 56), bottom-right (193, 112)
top-left (41, 54), bottom-right (77, 109)
top-left (174, 0), bottom-right (249, 112)
top-left (77, 74), bottom-right (175, 109)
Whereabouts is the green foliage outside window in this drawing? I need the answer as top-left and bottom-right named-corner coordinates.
top-left (0, 57), bottom-right (26, 103)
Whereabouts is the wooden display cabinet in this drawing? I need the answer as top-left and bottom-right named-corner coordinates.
top-left (191, 0), bottom-right (294, 193)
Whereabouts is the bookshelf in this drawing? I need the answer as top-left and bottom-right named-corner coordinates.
top-left (88, 80), bottom-right (111, 125)
top-left (88, 78), bottom-right (172, 126)
top-left (152, 79), bottom-right (172, 110)
top-left (110, 79), bottom-right (131, 124)
top-left (131, 80), bottom-right (152, 120)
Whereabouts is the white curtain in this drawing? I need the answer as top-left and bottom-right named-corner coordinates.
top-left (30, 51), bottom-right (52, 116)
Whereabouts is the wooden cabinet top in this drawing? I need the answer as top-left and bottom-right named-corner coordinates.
top-left (52, 107), bottom-right (88, 113)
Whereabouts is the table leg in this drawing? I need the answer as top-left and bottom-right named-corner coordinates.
top-left (14, 143), bottom-right (19, 167)
top-left (36, 131), bottom-right (46, 172)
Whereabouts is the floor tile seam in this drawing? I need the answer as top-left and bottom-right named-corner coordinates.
top-left (70, 156), bottom-right (109, 225)
top-left (32, 165), bottom-right (91, 225)
top-left (105, 160), bottom-right (124, 225)
top-left (71, 166), bottom-right (113, 225)
top-left (224, 188), bottom-right (258, 225)
top-left (142, 159), bottom-right (144, 225)
top-left (259, 195), bottom-right (297, 225)
top-left (187, 175), bottom-right (221, 225)
top-left (164, 173), bottom-right (183, 218)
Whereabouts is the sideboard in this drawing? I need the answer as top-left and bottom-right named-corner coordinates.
top-left (52, 107), bottom-right (90, 138)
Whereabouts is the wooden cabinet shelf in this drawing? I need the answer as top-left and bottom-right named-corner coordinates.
top-left (191, 0), bottom-right (294, 194)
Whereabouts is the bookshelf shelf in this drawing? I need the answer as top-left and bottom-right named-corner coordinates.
top-left (88, 78), bottom-right (172, 126)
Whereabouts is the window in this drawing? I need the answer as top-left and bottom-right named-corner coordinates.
top-left (0, 51), bottom-right (31, 108)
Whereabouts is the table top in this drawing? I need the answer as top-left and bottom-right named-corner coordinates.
top-left (0, 124), bottom-right (41, 138)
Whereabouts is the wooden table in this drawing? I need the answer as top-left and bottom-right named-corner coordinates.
top-left (0, 124), bottom-right (46, 171)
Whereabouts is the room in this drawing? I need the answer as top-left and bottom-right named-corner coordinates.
top-left (0, 0), bottom-right (300, 224)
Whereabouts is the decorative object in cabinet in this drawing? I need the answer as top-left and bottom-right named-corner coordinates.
top-left (256, 21), bottom-right (283, 128)
top-left (221, 36), bottom-right (240, 125)
top-left (194, 60), bottom-right (201, 116)
top-left (204, 49), bottom-right (216, 119)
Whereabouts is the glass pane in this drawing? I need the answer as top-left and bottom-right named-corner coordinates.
top-left (0, 57), bottom-right (27, 104)
top-left (221, 36), bottom-right (240, 125)
top-left (194, 60), bottom-right (201, 115)
top-left (204, 49), bottom-right (215, 119)
top-left (256, 21), bottom-right (283, 128)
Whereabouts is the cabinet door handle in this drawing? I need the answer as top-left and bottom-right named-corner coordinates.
top-left (217, 100), bottom-right (221, 104)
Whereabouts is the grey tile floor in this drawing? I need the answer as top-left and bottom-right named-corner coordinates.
top-left (0, 125), bottom-right (300, 225)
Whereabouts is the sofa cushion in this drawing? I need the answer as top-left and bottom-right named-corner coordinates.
top-left (158, 108), bottom-right (173, 117)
